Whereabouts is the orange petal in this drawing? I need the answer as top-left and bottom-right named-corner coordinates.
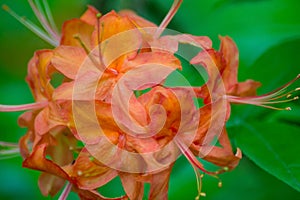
top-left (26, 50), bottom-right (54, 101)
top-left (53, 82), bottom-right (74, 101)
top-left (150, 34), bottom-right (212, 53)
top-left (80, 5), bottom-right (100, 26)
top-left (148, 166), bottom-right (173, 200)
top-left (96, 11), bottom-right (137, 43)
top-left (119, 10), bottom-right (157, 28)
top-left (75, 188), bottom-right (128, 200)
top-left (228, 79), bottom-right (262, 97)
top-left (64, 149), bottom-right (117, 190)
top-left (200, 129), bottom-right (242, 170)
top-left (119, 173), bottom-right (144, 200)
top-left (191, 98), bottom-right (229, 156)
top-left (218, 35), bottom-right (239, 90)
top-left (61, 19), bottom-right (94, 49)
top-left (34, 107), bottom-right (66, 135)
top-left (122, 51), bottom-right (182, 72)
top-left (22, 143), bottom-right (70, 180)
top-left (38, 172), bottom-right (66, 197)
top-left (52, 45), bottom-right (86, 79)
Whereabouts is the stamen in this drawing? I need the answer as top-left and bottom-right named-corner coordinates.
top-left (192, 165), bottom-right (204, 200)
top-left (28, 0), bottom-right (60, 41)
top-left (286, 107), bottom-right (292, 111)
top-left (77, 170), bottom-right (83, 176)
top-left (96, 14), bottom-right (105, 67)
top-left (58, 182), bottom-right (72, 200)
top-left (154, 0), bottom-right (183, 38)
top-left (226, 74), bottom-right (300, 110)
top-left (0, 141), bottom-right (20, 160)
top-left (74, 35), bottom-right (118, 75)
top-left (0, 101), bottom-right (48, 112)
top-left (218, 181), bottom-right (222, 188)
top-left (175, 138), bottom-right (224, 175)
top-left (42, 0), bottom-right (59, 33)
top-left (74, 34), bottom-right (102, 70)
top-left (73, 35), bottom-right (92, 56)
top-left (0, 141), bottom-right (18, 147)
top-left (2, 5), bottom-right (58, 46)
top-left (227, 98), bottom-right (294, 111)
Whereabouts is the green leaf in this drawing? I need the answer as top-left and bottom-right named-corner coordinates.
top-left (153, 0), bottom-right (300, 66)
top-left (169, 156), bottom-right (300, 200)
top-left (230, 122), bottom-right (300, 192)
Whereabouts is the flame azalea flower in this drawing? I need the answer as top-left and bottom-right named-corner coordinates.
top-left (191, 36), bottom-right (300, 110)
top-left (0, 0), bottom-right (299, 200)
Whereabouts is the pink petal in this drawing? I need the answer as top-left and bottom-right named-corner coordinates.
top-left (52, 46), bottom-right (87, 79)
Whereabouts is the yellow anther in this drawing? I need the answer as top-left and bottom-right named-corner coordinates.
top-left (77, 170), bottom-right (83, 176)
top-left (200, 192), bottom-right (206, 197)
top-left (218, 181), bottom-right (223, 188)
top-left (96, 13), bottom-right (102, 18)
top-left (2, 4), bottom-right (9, 11)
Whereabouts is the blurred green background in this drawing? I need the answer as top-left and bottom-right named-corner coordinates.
top-left (0, 0), bottom-right (299, 199)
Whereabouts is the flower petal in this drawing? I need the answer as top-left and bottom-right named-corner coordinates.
top-left (63, 149), bottom-right (117, 190)
top-left (148, 166), bottom-right (173, 200)
top-left (22, 143), bottom-right (70, 181)
top-left (119, 173), bottom-right (144, 200)
top-left (218, 35), bottom-right (239, 90)
top-left (61, 19), bottom-right (94, 49)
top-left (80, 5), bottom-right (100, 26)
top-left (38, 172), bottom-right (66, 197)
top-left (26, 50), bottom-right (54, 101)
top-left (119, 10), bottom-right (157, 28)
top-left (228, 79), bottom-right (262, 97)
top-left (200, 129), bottom-right (242, 170)
top-left (52, 46), bottom-right (87, 79)
top-left (150, 34), bottom-right (212, 53)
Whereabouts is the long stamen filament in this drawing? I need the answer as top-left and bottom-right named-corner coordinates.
top-left (226, 74), bottom-right (300, 110)
top-left (192, 166), bottom-right (206, 200)
top-left (58, 182), bottom-right (72, 200)
top-left (0, 101), bottom-right (48, 112)
top-left (154, 0), bottom-right (183, 38)
top-left (253, 74), bottom-right (300, 98)
top-left (74, 35), bottom-right (102, 70)
top-left (0, 142), bottom-right (20, 160)
top-left (42, 0), bottom-right (59, 33)
top-left (96, 14), bottom-right (106, 68)
top-left (227, 98), bottom-right (292, 111)
top-left (74, 35), bottom-right (118, 75)
top-left (2, 5), bottom-right (58, 46)
top-left (0, 141), bottom-right (18, 147)
top-left (28, 0), bottom-right (60, 41)
top-left (175, 138), bottom-right (226, 175)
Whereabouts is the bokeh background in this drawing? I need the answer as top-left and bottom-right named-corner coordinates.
top-left (0, 0), bottom-right (299, 199)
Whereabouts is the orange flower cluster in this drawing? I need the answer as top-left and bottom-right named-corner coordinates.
top-left (1, 1), bottom-right (299, 199)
